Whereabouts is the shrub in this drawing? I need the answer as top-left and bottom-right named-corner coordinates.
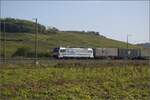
top-left (12, 47), bottom-right (30, 57)
top-left (46, 27), bottom-right (59, 34)
top-left (26, 52), bottom-right (50, 58)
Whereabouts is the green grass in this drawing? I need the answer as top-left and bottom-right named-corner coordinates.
top-left (0, 64), bottom-right (150, 100)
top-left (0, 32), bottom-right (139, 57)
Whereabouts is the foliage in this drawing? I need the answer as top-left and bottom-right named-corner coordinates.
top-left (0, 18), bottom-right (46, 33)
top-left (46, 26), bottom-right (59, 34)
top-left (25, 52), bottom-right (50, 58)
top-left (86, 31), bottom-right (100, 36)
top-left (1, 18), bottom-right (104, 37)
top-left (0, 64), bottom-right (150, 99)
top-left (62, 30), bottom-right (104, 37)
top-left (12, 46), bottom-right (31, 57)
top-left (11, 47), bottom-right (50, 58)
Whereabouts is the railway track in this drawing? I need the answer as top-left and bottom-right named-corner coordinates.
top-left (0, 58), bottom-right (149, 66)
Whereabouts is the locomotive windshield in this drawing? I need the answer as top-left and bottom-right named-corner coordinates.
top-left (53, 48), bottom-right (59, 52)
top-left (60, 49), bottom-right (66, 52)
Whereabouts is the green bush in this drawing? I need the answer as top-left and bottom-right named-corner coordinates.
top-left (46, 27), bottom-right (59, 34)
top-left (12, 47), bottom-right (30, 57)
top-left (26, 52), bottom-right (50, 58)
top-left (12, 47), bottom-right (50, 58)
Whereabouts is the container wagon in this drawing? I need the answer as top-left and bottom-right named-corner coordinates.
top-left (94, 48), bottom-right (118, 59)
top-left (141, 48), bottom-right (150, 59)
top-left (118, 49), bottom-right (141, 59)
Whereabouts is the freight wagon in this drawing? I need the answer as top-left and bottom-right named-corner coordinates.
top-left (94, 48), bottom-right (118, 59)
top-left (118, 49), bottom-right (141, 59)
top-left (141, 48), bottom-right (150, 59)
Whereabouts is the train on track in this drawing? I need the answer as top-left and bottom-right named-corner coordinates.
top-left (53, 47), bottom-right (150, 59)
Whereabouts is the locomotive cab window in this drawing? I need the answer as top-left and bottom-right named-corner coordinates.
top-left (60, 49), bottom-right (66, 52)
top-left (88, 50), bottom-right (93, 53)
top-left (53, 48), bottom-right (59, 52)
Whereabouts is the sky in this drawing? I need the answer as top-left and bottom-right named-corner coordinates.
top-left (1, 0), bottom-right (149, 44)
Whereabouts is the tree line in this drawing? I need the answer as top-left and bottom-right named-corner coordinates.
top-left (0, 18), bottom-right (104, 37)
top-left (0, 18), bottom-right (48, 33)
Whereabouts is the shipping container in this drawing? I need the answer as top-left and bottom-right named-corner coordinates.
top-left (94, 48), bottom-right (118, 58)
top-left (118, 49), bottom-right (141, 59)
top-left (141, 48), bottom-right (150, 59)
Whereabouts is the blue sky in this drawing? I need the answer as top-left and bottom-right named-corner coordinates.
top-left (1, 1), bottom-right (149, 44)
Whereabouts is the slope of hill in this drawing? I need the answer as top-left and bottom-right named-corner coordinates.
top-left (137, 43), bottom-right (150, 48)
top-left (0, 18), bottom-right (46, 33)
top-left (0, 32), bottom-right (138, 58)
top-left (0, 18), bottom-right (139, 58)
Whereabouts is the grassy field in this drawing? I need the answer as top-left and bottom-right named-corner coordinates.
top-left (0, 64), bottom-right (150, 100)
top-left (0, 32), bottom-right (138, 57)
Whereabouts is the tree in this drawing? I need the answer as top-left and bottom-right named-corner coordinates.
top-left (46, 26), bottom-right (59, 34)
top-left (0, 18), bottom-right (46, 33)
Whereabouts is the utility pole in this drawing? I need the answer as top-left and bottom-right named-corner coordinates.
top-left (3, 21), bottom-right (6, 64)
top-left (126, 34), bottom-right (131, 49)
top-left (33, 18), bottom-right (38, 65)
top-left (0, 18), bottom-right (2, 64)
top-left (147, 4), bottom-right (150, 97)
top-left (149, 12), bottom-right (150, 66)
top-left (127, 35), bottom-right (129, 49)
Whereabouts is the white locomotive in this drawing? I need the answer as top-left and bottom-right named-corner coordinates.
top-left (53, 47), bottom-right (94, 58)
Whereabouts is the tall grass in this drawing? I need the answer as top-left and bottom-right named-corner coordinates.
top-left (0, 64), bottom-right (150, 99)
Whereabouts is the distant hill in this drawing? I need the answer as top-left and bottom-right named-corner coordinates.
top-left (0, 18), bottom-right (46, 33)
top-left (0, 18), bottom-right (139, 58)
top-left (137, 43), bottom-right (150, 48)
